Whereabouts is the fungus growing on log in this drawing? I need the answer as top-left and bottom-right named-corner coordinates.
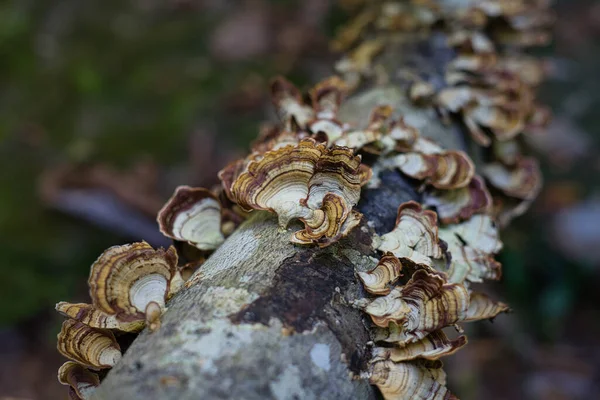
top-left (371, 330), bottom-right (467, 363)
top-left (377, 201), bottom-right (443, 266)
top-left (357, 253), bottom-right (403, 296)
top-left (438, 214), bottom-right (503, 284)
top-left (228, 138), bottom-right (369, 246)
top-left (58, 361), bottom-right (100, 400)
top-left (87, 242), bottom-right (181, 323)
top-left (57, 320), bottom-right (122, 370)
top-left (465, 291), bottom-right (510, 322)
top-left (55, 302), bottom-right (143, 333)
top-left (423, 175), bottom-right (493, 224)
top-left (157, 186), bottom-right (225, 251)
top-left (52, 0), bottom-right (553, 398)
top-left (483, 157), bottom-right (542, 200)
top-left (363, 269), bottom-right (469, 343)
top-left (55, 242), bottom-right (182, 334)
top-left (369, 360), bottom-right (456, 400)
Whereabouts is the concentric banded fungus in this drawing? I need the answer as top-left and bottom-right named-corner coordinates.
top-left (364, 269), bottom-right (469, 344)
top-left (88, 242), bottom-right (181, 329)
top-left (388, 148), bottom-right (475, 190)
top-left (229, 139), bottom-right (369, 246)
top-left (438, 215), bottom-right (503, 284)
top-left (57, 319), bottom-right (122, 370)
top-left (371, 330), bottom-right (467, 362)
top-left (329, 105), bottom-right (393, 152)
top-left (55, 302), bottom-right (143, 333)
top-left (465, 292), bottom-right (510, 322)
top-left (369, 360), bottom-right (456, 400)
top-left (309, 76), bottom-right (348, 121)
top-left (483, 157), bottom-right (542, 200)
top-left (423, 175), bottom-right (493, 224)
top-left (377, 201), bottom-right (442, 266)
top-left (157, 186), bottom-right (225, 251)
top-left (58, 361), bottom-right (100, 400)
top-left (271, 76), bottom-right (314, 129)
top-left (358, 253), bottom-right (403, 296)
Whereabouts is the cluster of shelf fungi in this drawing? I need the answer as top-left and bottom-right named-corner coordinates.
top-left (54, 1), bottom-right (551, 399)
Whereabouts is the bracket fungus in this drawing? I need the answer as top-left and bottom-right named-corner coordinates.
top-left (375, 124), bottom-right (476, 190)
top-left (422, 175), bottom-right (493, 224)
top-left (227, 138), bottom-right (369, 246)
top-left (363, 269), bottom-right (469, 344)
top-left (57, 320), bottom-right (122, 370)
top-left (55, 302), bottom-right (144, 333)
top-left (157, 185), bottom-right (225, 251)
top-left (58, 361), bottom-right (100, 400)
top-left (56, 242), bottom-right (182, 333)
top-left (369, 359), bottom-right (456, 400)
top-left (53, 1), bottom-right (552, 397)
top-left (357, 253), bottom-right (404, 296)
top-left (377, 201), bottom-right (443, 266)
top-left (438, 214), bottom-right (503, 284)
top-left (483, 157), bottom-right (542, 201)
top-left (371, 330), bottom-right (467, 363)
top-left (465, 291), bottom-right (510, 322)
top-left (87, 242), bottom-right (181, 329)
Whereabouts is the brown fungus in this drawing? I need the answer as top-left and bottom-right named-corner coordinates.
top-left (229, 139), bottom-right (369, 246)
top-left (423, 175), bottom-right (493, 224)
top-left (377, 201), bottom-right (443, 266)
top-left (270, 76), bottom-right (314, 129)
top-left (357, 253), bottom-right (404, 296)
top-left (464, 291), bottom-right (510, 322)
top-left (55, 302), bottom-right (143, 333)
top-left (157, 185), bottom-right (225, 251)
top-left (371, 330), bottom-right (467, 363)
top-left (87, 242), bottom-right (181, 330)
top-left (57, 319), bottom-right (122, 370)
top-left (438, 215), bottom-right (503, 284)
top-left (369, 359), bottom-right (456, 400)
top-left (363, 269), bottom-right (469, 344)
top-left (483, 157), bottom-right (542, 200)
top-left (58, 361), bottom-right (100, 400)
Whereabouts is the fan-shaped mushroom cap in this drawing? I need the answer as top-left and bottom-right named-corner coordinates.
top-left (387, 148), bottom-right (475, 190)
top-left (309, 76), bottom-right (348, 120)
top-left (358, 253), bottom-right (404, 295)
top-left (270, 76), bottom-right (314, 128)
top-left (55, 302), bottom-right (144, 333)
top-left (371, 330), bottom-right (467, 362)
top-left (58, 361), bottom-right (100, 400)
top-left (157, 186), bottom-right (225, 251)
top-left (423, 175), bottom-right (492, 224)
top-left (369, 360), bottom-right (456, 400)
top-left (438, 215), bottom-right (503, 284)
top-left (57, 319), bottom-right (122, 370)
top-left (88, 242), bottom-right (180, 324)
top-left (377, 201), bottom-right (443, 266)
top-left (464, 291), bottom-right (510, 322)
top-left (364, 269), bottom-right (469, 344)
top-left (483, 157), bottom-right (542, 200)
top-left (328, 105), bottom-right (393, 152)
top-left (230, 139), bottom-right (368, 246)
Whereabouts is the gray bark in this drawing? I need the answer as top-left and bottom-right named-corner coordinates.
top-left (93, 36), bottom-right (464, 400)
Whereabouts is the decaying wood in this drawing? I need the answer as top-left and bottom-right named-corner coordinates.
top-left (92, 38), bottom-right (467, 398)
top-left (79, 0), bottom-right (552, 397)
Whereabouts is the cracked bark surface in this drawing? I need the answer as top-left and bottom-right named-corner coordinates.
top-left (92, 36), bottom-right (466, 400)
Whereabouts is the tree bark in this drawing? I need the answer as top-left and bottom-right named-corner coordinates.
top-left (93, 34), bottom-right (467, 400)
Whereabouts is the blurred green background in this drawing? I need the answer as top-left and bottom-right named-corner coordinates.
top-left (0, 0), bottom-right (599, 399)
